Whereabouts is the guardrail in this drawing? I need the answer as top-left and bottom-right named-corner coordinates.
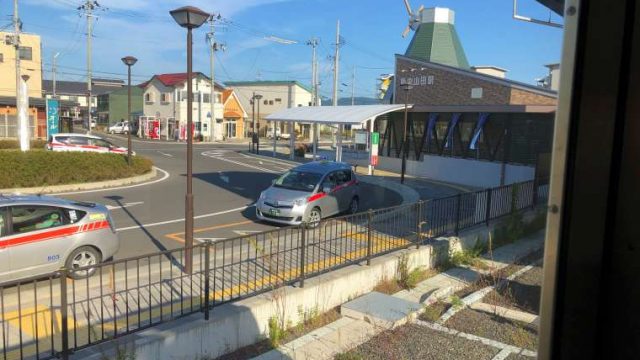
top-left (0, 179), bottom-right (548, 360)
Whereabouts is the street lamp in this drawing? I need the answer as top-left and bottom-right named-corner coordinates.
top-left (121, 55), bottom-right (137, 166)
top-left (170, 5), bottom-right (210, 274)
top-left (401, 83), bottom-right (413, 184)
top-left (253, 93), bottom-right (263, 155)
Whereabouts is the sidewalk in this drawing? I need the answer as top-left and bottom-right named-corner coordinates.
top-left (251, 231), bottom-right (545, 360)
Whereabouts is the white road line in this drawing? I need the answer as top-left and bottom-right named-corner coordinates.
top-left (115, 205), bottom-right (251, 232)
top-left (158, 151), bottom-right (173, 157)
top-left (239, 152), bottom-right (300, 166)
top-left (201, 151), bottom-right (280, 174)
top-left (106, 201), bottom-right (144, 210)
top-left (51, 167), bottom-right (170, 196)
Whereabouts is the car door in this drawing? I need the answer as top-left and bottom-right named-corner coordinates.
top-left (0, 207), bottom-right (10, 277)
top-left (317, 172), bottom-right (339, 216)
top-left (7, 205), bottom-right (74, 277)
top-left (334, 170), bottom-right (354, 212)
top-left (89, 138), bottom-right (112, 153)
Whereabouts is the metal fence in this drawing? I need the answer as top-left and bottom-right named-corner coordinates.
top-left (0, 179), bottom-right (548, 360)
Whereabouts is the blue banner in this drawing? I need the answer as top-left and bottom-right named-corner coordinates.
top-left (425, 113), bottom-right (438, 149)
top-left (469, 113), bottom-right (490, 150)
top-left (444, 113), bottom-right (462, 148)
top-left (46, 99), bottom-right (59, 137)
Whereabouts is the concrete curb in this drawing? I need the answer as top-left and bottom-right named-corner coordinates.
top-left (0, 167), bottom-right (158, 195)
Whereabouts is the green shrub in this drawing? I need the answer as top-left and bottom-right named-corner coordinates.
top-left (268, 316), bottom-right (285, 347)
top-left (0, 150), bottom-right (152, 188)
top-left (0, 139), bottom-right (48, 150)
top-left (450, 238), bottom-right (488, 269)
top-left (450, 295), bottom-right (464, 310)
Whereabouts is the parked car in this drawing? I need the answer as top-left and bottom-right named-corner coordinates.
top-left (108, 121), bottom-right (130, 134)
top-left (256, 161), bottom-right (360, 226)
top-left (0, 194), bottom-right (120, 281)
top-left (47, 133), bottom-right (134, 155)
top-left (266, 127), bottom-right (282, 139)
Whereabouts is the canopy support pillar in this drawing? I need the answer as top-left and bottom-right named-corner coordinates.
top-left (336, 124), bottom-right (343, 162)
top-left (313, 123), bottom-right (318, 160)
top-left (290, 121), bottom-right (295, 160)
top-left (272, 120), bottom-right (277, 157)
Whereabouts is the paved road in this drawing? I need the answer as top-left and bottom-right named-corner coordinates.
top-left (54, 134), bottom-right (403, 260)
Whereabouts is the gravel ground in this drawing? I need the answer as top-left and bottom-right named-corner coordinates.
top-left (446, 309), bottom-right (538, 351)
top-left (335, 323), bottom-right (500, 360)
top-left (506, 353), bottom-right (536, 360)
top-left (485, 266), bottom-right (543, 314)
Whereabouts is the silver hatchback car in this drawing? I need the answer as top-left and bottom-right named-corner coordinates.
top-left (0, 194), bottom-right (120, 282)
top-left (256, 161), bottom-right (360, 226)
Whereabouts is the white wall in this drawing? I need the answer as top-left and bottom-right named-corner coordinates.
top-left (377, 155), bottom-right (535, 188)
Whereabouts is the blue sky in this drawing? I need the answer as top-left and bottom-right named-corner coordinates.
top-left (3, 0), bottom-right (563, 99)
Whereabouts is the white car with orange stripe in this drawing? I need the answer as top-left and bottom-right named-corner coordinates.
top-left (0, 195), bottom-right (120, 282)
top-left (46, 133), bottom-right (132, 155)
top-left (256, 161), bottom-right (360, 226)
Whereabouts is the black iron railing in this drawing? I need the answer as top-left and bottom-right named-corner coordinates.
top-left (0, 179), bottom-right (548, 360)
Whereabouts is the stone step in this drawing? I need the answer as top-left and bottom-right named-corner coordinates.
top-left (340, 291), bottom-right (423, 329)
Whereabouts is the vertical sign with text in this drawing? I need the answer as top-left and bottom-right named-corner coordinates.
top-left (370, 132), bottom-right (380, 166)
top-left (46, 99), bottom-right (59, 138)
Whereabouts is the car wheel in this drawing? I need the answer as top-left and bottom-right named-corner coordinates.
top-left (110, 130), bottom-right (115, 134)
top-left (123, 131), bottom-right (128, 135)
top-left (349, 197), bottom-right (359, 214)
top-left (65, 246), bottom-right (102, 279)
top-left (307, 207), bottom-right (322, 228)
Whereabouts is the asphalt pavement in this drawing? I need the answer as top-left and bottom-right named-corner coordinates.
top-left (56, 134), bottom-right (403, 260)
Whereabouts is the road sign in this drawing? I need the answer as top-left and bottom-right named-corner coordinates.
top-left (354, 131), bottom-right (367, 145)
top-left (46, 99), bottom-right (59, 137)
top-left (370, 132), bottom-right (379, 166)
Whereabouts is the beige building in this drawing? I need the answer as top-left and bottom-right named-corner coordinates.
top-left (223, 81), bottom-right (312, 137)
top-left (0, 31), bottom-right (42, 98)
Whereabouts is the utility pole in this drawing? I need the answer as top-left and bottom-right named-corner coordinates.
top-left (14, 0), bottom-right (29, 151)
top-left (53, 52), bottom-right (60, 98)
top-left (79, 0), bottom-right (101, 133)
top-left (332, 21), bottom-right (340, 107)
top-left (351, 65), bottom-right (355, 106)
top-left (207, 14), bottom-right (224, 141)
top-left (306, 38), bottom-right (319, 106)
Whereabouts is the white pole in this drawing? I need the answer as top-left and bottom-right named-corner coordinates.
top-left (290, 121), bottom-right (295, 160)
top-left (368, 118), bottom-right (374, 175)
top-left (272, 120), bottom-right (277, 157)
top-left (313, 123), bottom-right (318, 160)
top-left (333, 20), bottom-right (340, 161)
top-left (18, 76), bottom-right (29, 151)
top-left (85, 0), bottom-right (93, 134)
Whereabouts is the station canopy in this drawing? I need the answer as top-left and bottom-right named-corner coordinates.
top-left (264, 104), bottom-right (412, 125)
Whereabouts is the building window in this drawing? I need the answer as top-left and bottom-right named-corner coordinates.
top-left (275, 98), bottom-right (282, 103)
top-left (0, 53), bottom-right (3, 63)
top-left (68, 96), bottom-right (78, 102)
top-left (145, 93), bottom-right (154, 103)
top-left (160, 93), bottom-right (170, 103)
top-left (264, 100), bottom-right (268, 105)
top-left (203, 93), bottom-right (211, 103)
top-left (216, 94), bottom-right (222, 103)
top-left (471, 87), bottom-right (483, 99)
top-left (269, 100), bottom-right (274, 105)
top-left (18, 46), bottom-right (32, 61)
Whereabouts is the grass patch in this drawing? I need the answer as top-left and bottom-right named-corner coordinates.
top-left (0, 150), bottom-right (152, 188)
top-left (373, 258), bottom-right (437, 295)
top-left (420, 301), bottom-right (450, 322)
top-left (450, 238), bottom-right (489, 270)
top-left (372, 277), bottom-right (403, 295)
top-left (0, 139), bottom-right (47, 150)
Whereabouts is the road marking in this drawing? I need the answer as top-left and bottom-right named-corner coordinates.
top-left (51, 167), bottom-right (170, 196)
top-left (116, 206), bottom-right (250, 232)
top-left (195, 237), bottom-right (226, 243)
top-left (232, 230), bottom-right (262, 236)
top-left (106, 201), bottom-right (144, 210)
top-left (5, 304), bottom-right (75, 338)
top-left (158, 151), bottom-right (173, 157)
top-left (165, 219), bottom-right (254, 243)
top-left (202, 151), bottom-right (280, 174)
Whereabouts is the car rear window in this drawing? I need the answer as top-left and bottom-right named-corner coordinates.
top-left (66, 209), bottom-right (87, 224)
top-left (0, 207), bottom-right (7, 237)
top-left (54, 136), bottom-right (69, 143)
top-left (274, 171), bottom-right (322, 192)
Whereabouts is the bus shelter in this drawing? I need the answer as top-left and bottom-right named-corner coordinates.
top-left (265, 104), bottom-right (411, 173)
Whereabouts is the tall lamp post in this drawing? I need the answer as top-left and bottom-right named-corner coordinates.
top-left (253, 93), bottom-right (263, 154)
top-left (121, 56), bottom-right (137, 166)
top-left (170, 5), bottom-right (210, 274)
top-left (401, 84), bottom-right (413, 184)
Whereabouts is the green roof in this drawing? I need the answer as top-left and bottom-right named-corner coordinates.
top-left (224, 80), bottom-right (312, 94)
top-left (405, 22), bottom-right (470, 69)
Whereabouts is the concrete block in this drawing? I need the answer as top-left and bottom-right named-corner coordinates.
top-left (341, 292), bottom-right (422, 329)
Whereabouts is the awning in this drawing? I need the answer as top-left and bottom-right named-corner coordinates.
top-left (264, 104), bottom-right (411, 125)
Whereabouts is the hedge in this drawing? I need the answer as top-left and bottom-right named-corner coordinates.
top-left (0, 139), bottom-right (48, 150)
top-left (0, 150), bottom-right (153, 188)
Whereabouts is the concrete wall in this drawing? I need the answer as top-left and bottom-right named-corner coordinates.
top-left (377, 155), bottom-right (535, 188)
top-left (73, 245), bottom-right (442, 360)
